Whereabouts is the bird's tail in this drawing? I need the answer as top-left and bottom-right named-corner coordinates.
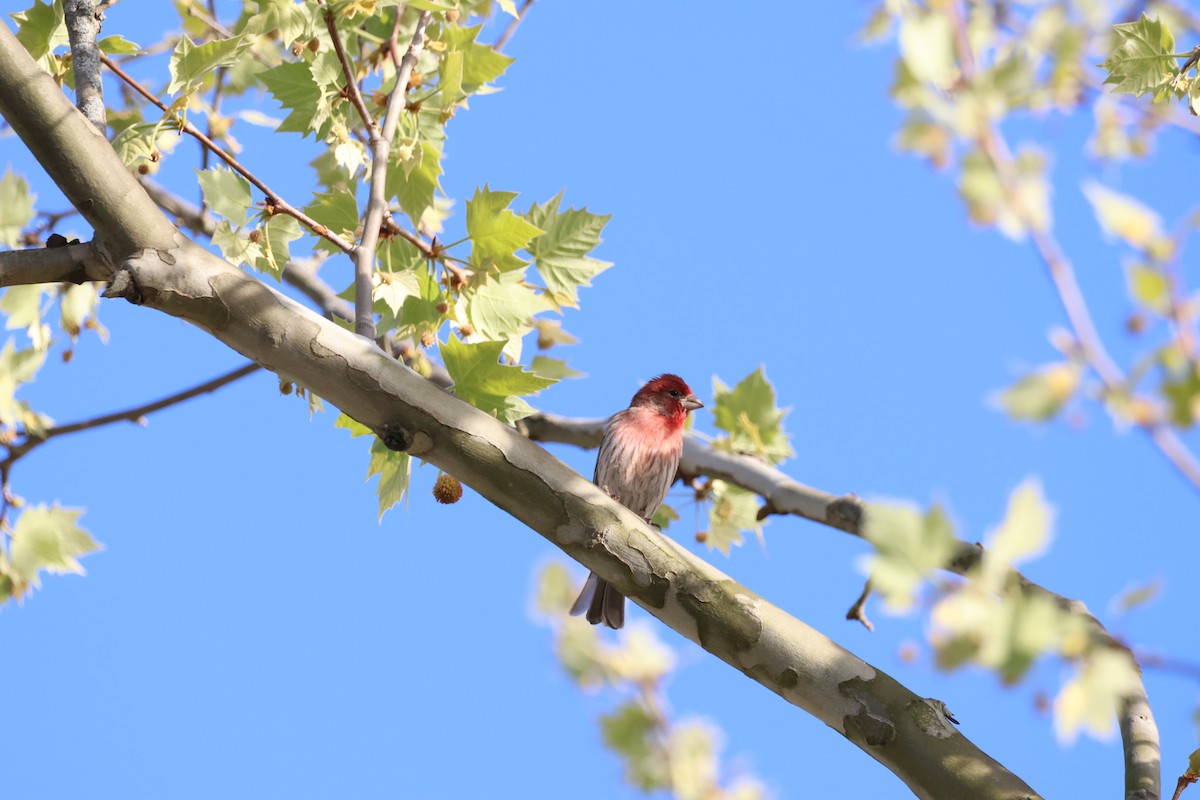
top-left (568, 571), bottom-right (625, 629)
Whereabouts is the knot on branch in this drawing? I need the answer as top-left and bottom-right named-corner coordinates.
top-left (827, 495), bottom-right (864, 534)
top-left (102, 268), bottom-right (143, 305)
top-left (377, 423), bottom-right (432, 455)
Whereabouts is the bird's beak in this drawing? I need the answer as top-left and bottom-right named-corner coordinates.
top-left (682, 394), bottom-right (703, 412)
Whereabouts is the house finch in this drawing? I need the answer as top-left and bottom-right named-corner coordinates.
top-left (569, 373), bottom-right (703, 629)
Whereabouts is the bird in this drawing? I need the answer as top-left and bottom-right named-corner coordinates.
top-left (569, 373), bottom-right (703, 629)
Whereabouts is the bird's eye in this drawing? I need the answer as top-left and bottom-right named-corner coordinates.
top-left (669, 389), bottom-right (682, 398)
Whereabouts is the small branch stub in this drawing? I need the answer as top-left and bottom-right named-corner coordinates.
top-left (102, 269), bottom-right (142, 304)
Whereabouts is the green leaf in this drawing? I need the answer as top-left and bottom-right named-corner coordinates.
top-left (59, 283), bottom-right (97, 338)
top-left (1187, 747), bottom-right (1200, 778)
top-left (863, 501), bottom-right (957, 611)
top-left (601, 702), bottom-right (667, 792)
top-left (367, 438), bottom-right (410, 520)
top-left (1054, 649), bottom-right (1142, 742)
top-left (12, 0), bottom-right (67, 67)
top-left (1082, 182), bottom-right (1163, 250)
top-left (110, 123), bottom-right (159, 168)
top-left (667, 722), bottom-right (719, 800)
top-left (386, 139), bottom-right (443, 225)
top-left (211, 220), bottom-right (262, 267)
top-left (897, 10), bottom-right (955, 86)
top-left (1127, 263), bottom-right (1170, 314)
top-left (710, 367), bottom-right (793, 463)
top-left (7, 504), bottom-right (100, 597)
top-left (702, 481), bottom-right (763, 555)
top-left (465, 186), bottom-right (543, 273)
top-left (253, 214), bottom-right (303, 278)
top-left (994, 362), bottom-right (1080, 422)
top-left (530, 355), bottom-right (582, 381)
top-left (463, 271), bottom-right (551, 344)
top-left (167, 34), bottom-right (252, 95)
top-left (534, 561), bottom-right (576, 615)
top-left (197, 167), bottom-right (254, 225)
top-left (979, 480), bottom-right (1052, 590)
top-left (334, 411), bottom-right (373, 437)
top-left (1162, 363), bottom-right (1200, 428)
top-left (98, 35), bottom-right (141, 55)
top-left (440, 336), bottom-right (554, 423)
top-left (0, 167), bottom-right (36, 248)
top-left (1, 285), bottom-right (50, 348)
top-left (0, 337), bottom-right (47, 426)
top-left (1101, 14), bottom-right (1178, 99)
top-left (374, 269), bottom-right (421, 316)
top-left (534, 319), bottom-right (578, 350)
top-left (441, 25), bottom-right (514, 92)
top-left (303, 188), bottom-right (359, 254)
top-left (523, 192), bottom-right (613, 309)
top-left (258, 60), bottom-right (326, 134)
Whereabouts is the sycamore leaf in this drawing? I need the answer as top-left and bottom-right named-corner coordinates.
top-left (994, 362), bottom-right (1080, 422)
top-left (523, 192), bottom-right (613, 309)
top-left (466, 186), bottom-right (543, 273)
top-left (303, 188), bottom-right (359, 254)
top-left (898, 10), bottom-right (956, 86)
top-left (440, 336), bottom-right (554, 422)
top-left (197, 167), bottom-right (253, 225)
top-left (0, 167), bottom-right (36, 248)
top-left (1054, 649), bottom-right (1142, 742)
top-left (1162, 363), bottom-right (1200, 428)
top-left (601, 702), bottom-right (668, 792)
top-left (334, 412), bottom-right (373, 438)
top-left (1127, 263), bottom-right (1170, 314)
top-left (702, 481), bottom-right (763, 555)
top-left (211, 219), bottom-right (262, 267)
top-left (168, 34), bottom-right (252, 95)
top-left (1101, 14), bottom-right (1178, 99)
top-left (98, 35), bottom-right (141, 55)
top-left (711, 367), bottom-right (793, 463)
top-left (862, 501), bottom-right (957, 611)
top-left (530, 355), bottom-right (582, 381)
top-left (367, 438), bottom-right (410, 520)
top-left (1082, 182), bottom-right (1163, 250)
top-left (8, 504), bottom-right (100, 596)
top-left (441, 25), bottom-right (514, 92)
top-left (386, 140), bottom-right (443, 226)
top-left (463, 271), bottom-right (551, 342)
top-left (534, 319), bottom-right (578, 350)
top-left (253, 214), bottom-right (303, 278)
top-left (668, 722), bottom-right (719, 800)
top-left (978, 480), bottom-right (1052, 591)
top-left (258, 60), bottom-right (326, 135)
top-left (1, 284), bottom-right (50, 348)
top-left (497, 0), bottom-right (519, 17)
top-left (12, 0), bottom-right (67, 69)
top-left (534, 561), bottom-right (576, 615)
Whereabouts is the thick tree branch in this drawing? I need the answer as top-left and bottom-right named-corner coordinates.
top-left (0, 23), bottom-right (1040, 798)
top-left (64, 0), bottom-right (106, 131)
top-left (523, 408), bottom-right (1159, 799)
top-left (0, 242), bottom-right (101, 287)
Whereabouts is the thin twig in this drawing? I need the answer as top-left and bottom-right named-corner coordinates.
top-left (99, 53), bottom-right (358, 254)
top-left (494, 0), bottom-right (534, 51)
top-left (1, 362), bottom-right (260, 469)
top-left (64, 0), bottom-right (106, 131)
top-left (323, 7), bottom-right (378, 139)
top-left (346, 8), bottom-right (432, 340)
top-left (845, 579), bottom-right (875, 631)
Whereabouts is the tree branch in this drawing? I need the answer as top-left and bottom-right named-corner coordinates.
top-left (0, 242), bottom-right (103, 287)
top-left (522, 407), bottom-right (1159, 800)
top-left (0, 362), bottom-right (260, 469)
top-left (64, 0), bottom-right (106, 131)
top-left (98, 54), bottom-right (359, 254)
top-left (0, 23), bottom-right (1041, 798)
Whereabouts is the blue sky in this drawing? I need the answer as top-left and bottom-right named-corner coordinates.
top-left (2, 3), bottom-right (1198, 798)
